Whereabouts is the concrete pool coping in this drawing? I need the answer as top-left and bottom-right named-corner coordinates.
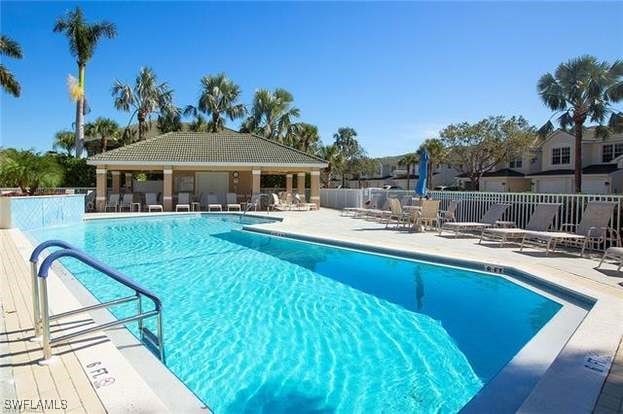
top-left (6, 209), bottom-right (623, 413)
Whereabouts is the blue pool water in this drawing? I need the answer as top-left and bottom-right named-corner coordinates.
top-left (27, 214), bottom-right (561, 413)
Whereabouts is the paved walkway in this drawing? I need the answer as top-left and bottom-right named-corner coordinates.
top-left (0, 230), bottom-right (105, 413)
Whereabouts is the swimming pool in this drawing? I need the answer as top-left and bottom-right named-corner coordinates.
top-left (28, 214), bottom-right (562, 413)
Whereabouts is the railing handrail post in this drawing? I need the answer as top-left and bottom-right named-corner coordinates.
top-left (33, 245), bottom-right (164, 363)
top-left (30, 240), bottom-right (81, 338)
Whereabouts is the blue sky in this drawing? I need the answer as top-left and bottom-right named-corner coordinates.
top-left (1, 1), bottom-right (622, 157)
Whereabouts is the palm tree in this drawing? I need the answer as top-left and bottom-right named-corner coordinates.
top-left (398, 153), bottom-right (418, 191)
top-left (157, 109), bottom-right (183, 133)
top-left (190, 73), bottom-right (245, 132)
top-left (182, 107), bottom-right (208, 132)
top-left (53, 130), bottom-right (76, 156)
top-left (333, 127), bottom-right (363, 187)
top-left (538, 55), bottom-right (623, 193)
top-left (0, 149), bottom-right (64, 194)
top-left (112, 67), bottom-right (177, 140)
top-left (317, 144), bottom-right (344, 187)
top-left (418, 138), bottom-right (447, 189)
top-left (0, 35), bottom-right (23, 97)
top-left (53, 7), bottom-right (116, 157)
top-left (288, 122), bottom-right (320, 153)
top-left (241, 88), bottom-right (300, 141)
top-left (85, 117), bottom-right (120, 153)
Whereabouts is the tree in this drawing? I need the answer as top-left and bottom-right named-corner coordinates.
top-left (183, 109), bottom-right (208, 132)
top-left (157, 109), bottom-right (183, 133)
top-left (54, 7), bottom-right (116, 157)
top-left (241, 88), bottom-right (300, 141)
top-left (53, 130), bottom-right (76, 156)
top-left (440, 116), bottom-right (536, 190)
top-left (287, 122), bottom-right (320, 153)
top-left (189, 73), bottom-right (245, 132)
top-left (112, 67), bottom-right (177, 140)
top-left (398, 153), bottom-right (418, 191)
top-left (418, 138), bottom-right (447, 189)
top-left (317, 144), bottom-right (344, 187)
top-left (333, 127), bottom-right (364, 187)
top-left (349, 157), bottom-right (379, 188)
top-left (538, 56), bottom-right (623, 192)
top-left (0, 35), bottom-right (22, 97)
top-left (0, 149), bottom-right (64, 194)
top-left (85, 117), bottom-right (120, 153)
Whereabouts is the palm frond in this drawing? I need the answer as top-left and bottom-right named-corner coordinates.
top-left (0, 35), bottom-right (23, 59)
top-left (0, 64), bottom-right (20, 97)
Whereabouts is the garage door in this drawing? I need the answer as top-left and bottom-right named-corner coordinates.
top-left (482, 180), bottom-right (505, 192)
top-left (537, 178), bottom-right (570, 193)
top-left (582, 177), bottom-right (608, 194)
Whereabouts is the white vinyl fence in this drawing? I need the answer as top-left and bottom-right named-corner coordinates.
top-left (320, 189), bottom-right (364, 209)
top-left (322, 188), bottom-right (623, 233)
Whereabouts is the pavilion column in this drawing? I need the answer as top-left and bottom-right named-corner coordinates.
top-left (252, 169), bottom-right (261, 195)
top-left (111, 171), bottom-right (121, 194)
top-left (310, 170), bottom-right (320, 208)
top-left (285, 174), bottom-right (293, 194)
top-left (163, 168), bottom-right (173, 211)
top-left (96, 167), bottom-right (107, 212)
top-left (125, 172), bottom-right (133, 191)
top-left (297, 172), bottom-right (306, 196)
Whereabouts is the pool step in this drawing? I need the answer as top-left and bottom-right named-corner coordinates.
top-left (141, 327), bottom-right (163, 359)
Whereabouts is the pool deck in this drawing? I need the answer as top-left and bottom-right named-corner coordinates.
top-left (1, 208), bottom-right (622, 413)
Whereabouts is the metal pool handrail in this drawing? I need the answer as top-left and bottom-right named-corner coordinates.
top-left (30, 241), bottom-right (165, 363)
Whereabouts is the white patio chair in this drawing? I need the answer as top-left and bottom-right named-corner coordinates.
top-left (176, 192), bottom-right (191, 212)
top-left (226, 193), bottom-right (241, 211)
top-left (206, 194), bottom-right (222, 211)
top-left (146, 192), bottom-right (163, 212)
top-left (520, 201), bottom-right (620, 257)
top-left (480, 203), bottom-right (561, 246)
top-left (105, 193), bottom-right (120, 212)
top-left (118, 193), bottom-right (134, 212)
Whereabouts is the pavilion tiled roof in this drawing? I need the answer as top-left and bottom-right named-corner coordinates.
top-left (88, 130), bottom-right (327, 167)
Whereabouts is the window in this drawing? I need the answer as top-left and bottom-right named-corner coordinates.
top-left (602, 143), bottom-right (623, 162)
top-left (174, 175), bottom-right (194, 192)
top-left (552, 147), bottom-right (571, 165)
top-left (509, 158), bottom-right (523, 169)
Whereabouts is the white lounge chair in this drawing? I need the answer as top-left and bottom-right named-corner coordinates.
top-left (118, 193), bottom-right (134, 212)
top-left (439, 203), bottom-right (510, 237)
top-left (269, 193), bottom-right (291, 211)
top-left (598, 247), bottom-right (623, 271)
top-left (480, 203), bottom-right (561, 246)
top-left (206, 194), bottom-right (222, 211)
top-left (176, 192), bottom-right (191, 212)
top-left (226, 193), bottom-right (241, 211)
top-left (295, 193), bottom-right (317, 210)
top-left (520, 201), bottom-right (620, 257)
top-left (105, 193), bottom-right (120, 212)
top-left (146, 192), bottom-right (163, 212)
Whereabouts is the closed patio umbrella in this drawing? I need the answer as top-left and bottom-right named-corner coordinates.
top-left (415, 150), bottom-right (429, 196)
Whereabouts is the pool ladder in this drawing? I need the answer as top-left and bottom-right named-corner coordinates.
top-left (30, 240), bottom-right (165, 364)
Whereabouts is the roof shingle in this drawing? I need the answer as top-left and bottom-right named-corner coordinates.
top-left (88, 130), bottom-right (327, 166)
